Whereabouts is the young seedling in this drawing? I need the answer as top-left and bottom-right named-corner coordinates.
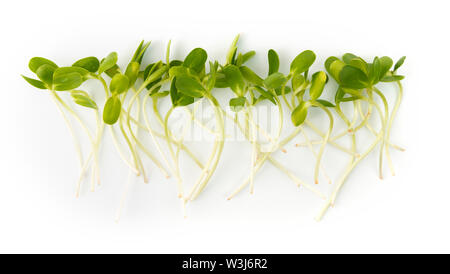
top-left (23, 37), bottom-right (406, 221)
top-left (221, 37), bottom-right (327, 199)
top-left (161, 46), bottom-right (226, 201)
top-left (315, 54), bottom-right (406, 220)
top-left (101, 42), bottom-right (171, 183)
top-left (23, 56), bottom-right (106, 195)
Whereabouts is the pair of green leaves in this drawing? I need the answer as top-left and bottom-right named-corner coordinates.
top-left (99, 52), bottom-right (118, 75)
top-left (24, 57), bottom-right (91, 91)
top-left (326, 54), bottom-right (405, 90)
top-left (290, 69), bottom-right (331, 127)
top-left (168, 47), bottom-right (208, 80)
top-left (101, 51), bottom-right (127, 125)
top-left (103, 66), bottom-right (130, 125)
top-left (223, 65), bottom-right (246, 97)
top-left (168, 47), bottom-right (210, 107)
top-left (24, 54), bottom-right (110, 91)
top-left (170, 77), bottom-right (195, 107)
top-left (130, 40), bottom-right (151, 65)
top-left (183, 48), bottom-right (207, 74)
top-left (225, 35), bottom-right (256, 67)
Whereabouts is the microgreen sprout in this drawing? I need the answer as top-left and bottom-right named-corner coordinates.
top-left (23, 36), bottom-right (405, 220)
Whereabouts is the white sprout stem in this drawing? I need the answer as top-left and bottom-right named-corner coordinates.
top-left (334, 102), bottom-right (358, 180)
top-left (297, 99), bottom-right (402, 152)
top-left (95, 112), bottom-right (105, 186)
top-left (109, 125), bottom-right (140, 175)
top-left (189, 101), bottom-right (217, 135)
top-left (119, 109), bottom-right (147, 182)
top-left (49, 92), bottom-right (84, 168)
top-left (238, 91), bottom-right (284, 195)
top-left (304, 120), bottom-right (355, 156)
top-left (373, 87), bottom-right (393, 176)
top-left (356, 102), bottom-right (404, 151)
top-left (90, 110), bottom-right (101, 192)
top-left (267, 157), bottom-right (326, 199)
top-left (227, 120), bottom-right (324, 200)
top-left (52, 91), bottom-right (94, 143)
top-left (130, 90), bottom-right (150, 182)
top-left (177, 108), bottom-right (191, 204)
top-left (368, 89), bottom-right (387, 179)
top-left (299, 127), bottom-right (332, 184)
top-left (125, 104), bottom-right (204, 169)
top-left (152, 97), bottom-right (204, 169)
top-left (312, 103), bottom-right (333, 185)
top-left (126, 87), bottom-right (170, 179)
top-left (315, 133), bottom-right (383, 221)
top-left (75, 149), bottom-right (94, 197)
top-left (53, 91), bottom-right (103, 192)
top-left (142, 93), bottom-right (173, 179)
top-left (323, 101), bottom-right (358, 143)
top-left (246, 106), bottom-right (258, 194)
top-left (384, 81), bottom-right (404, 175)
top-left (164, 107), bottom-right (184, 198)
top-left (227, 115), bottom-right (307, 199)
top-left (190, 96), bottom-right (225, 200)
top-left (51, 91), bottom-right (101, 194)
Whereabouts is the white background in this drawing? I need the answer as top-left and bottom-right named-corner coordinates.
top-left (1, 0), bottom-right (449, 253)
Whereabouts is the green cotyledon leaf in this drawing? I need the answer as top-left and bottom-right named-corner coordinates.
top-left (223, 64), bottom-right (246, 96)
top-left (328, 58), bottom-right (345, 82)
top-left (36, 64), bottom-right (56, 86)
top-left (175, 75), bottom-right (205, 98)
top-left (54, 66), bottom-right (90, 79)
top-left (291, 101), bottom-right (311, 126)
top-left (309, 71), bottom-right (327, 100)
top-left (339, 65), bottom-right (368, 89)
top-left (206, 61), bottom-right (218, 91)
top-left (28, 57), bottom-right (58, 73)
top-left (368, 56), bottom-right (381, 84)
top-left (240, 66), bottom-right (263, 86)
top-left (183, 48), bottom-right (207, 73)
top-left (378, 56), bottom-right (393, 80)
top-left (292, 73), bottom-right (305, 92)
top-left (226, 34), bottom-right (240, 65)
top-left (229, 97), bottom-right (246, 112)
top-left (394, 56), bottom-right (406, 72)
top-left (254, 86), bottom-right (276, 104)
top-left (103, 95), bottom-right (121, 124)
top-left (290, 50), bottom-right (316, 75)
top-left (241, 50), bottom-right (256, 64)
top-left (71, 90), bottom-right (97, 109)
top-left (342, 53), bottom-right (358, 64)
top-left (72, 57), bottom-right (100, 73)
top-left (264, 72), bottom-right (287, 89)
top-left (315, 99), bottom-right (335, 107)
top-left (268, 49), bottom-right (279, 76)
top-left (380, 74), bottom-right (405, 82)
top-left (109, 73), bottom-right (129, 94)
top-left (125, 61), bottom-right (140, 88)
top-left (170, 77), bottom-right (179, 105)
top-left (98, 52), bottom-right (118, 74)
top-left (22, 75), bottom-right (47, 89)
top-left (53, 68), bottom-right (84, 91)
